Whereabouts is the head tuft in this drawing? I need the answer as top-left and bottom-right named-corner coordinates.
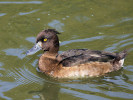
top-left (43, 29), bottom-right (61, 34)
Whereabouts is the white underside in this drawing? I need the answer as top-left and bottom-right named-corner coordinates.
top-left (119, 59), bottom-right (125, 67)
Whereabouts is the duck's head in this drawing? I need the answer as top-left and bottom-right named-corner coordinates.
top-left (26, 29), bottom-right (60, 55)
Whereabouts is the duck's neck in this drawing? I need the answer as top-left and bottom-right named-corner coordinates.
top-left (39, 51), bottom-right (59, 74)
top-left (43, 51), bottom-right (58, 58)
top-left (44, 45), bottom-right (59, 56)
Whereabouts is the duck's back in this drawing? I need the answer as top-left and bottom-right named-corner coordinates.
top-left (58, 49), bottom-right (118, 67)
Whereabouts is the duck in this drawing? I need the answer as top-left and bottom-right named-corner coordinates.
top-left (26, 29), bottom-right (127, 79)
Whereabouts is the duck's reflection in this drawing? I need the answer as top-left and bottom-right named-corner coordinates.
top-left (29, 77), bottom-right (60, 100)
top-left (39, 82), bottom-right (60, 100)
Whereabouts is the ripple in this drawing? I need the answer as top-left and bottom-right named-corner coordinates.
top-left (3, 48), bottom-right (26, 59)
top-left (60, 74), bottom-right (133, 99)
top-left (98, 24), bottom-right (114, 28)
top-left (10, 68), bottom-right (44, 84)
top-left (0, 67), bottom-right (44, 99)
top-left (48, 20), bottom-right (64, 32)
top-left (120, 17), bottom-right (133, 23)
top-left (61, 88), bottom-right (108, 100)
top-left (0, 1), bottom-right (43, 4)
top-left (115, 34), bottom-right (131, 39)
top-left (120, 41), bottom-right (133, 48)
top-left (60, 35), bottom-right (105, 46)
top-left (18, 9), bottom-right (39, 16)
top-left (0, 80), bottom-right (16, 100)
top-left (105, 38), bottom-right (133, 51)
top-left (31, 59), bottom-right (38, 67)
top-left (0, 13), bottom-right (6, 17)
top-left (75, 16), bottom-right (90, 22)
top-left (0, 62), bottom-right (4, 71)
top-left (98, 17), bottom-right (133, 28)
top-left (126, 65), bottom-right (133, 72)
top-left (26, 37), bottom-right (36, 43)
top-left (105, 91), bottom-right (133, 99)
top-left (0, 62), bottom-right (4, 67)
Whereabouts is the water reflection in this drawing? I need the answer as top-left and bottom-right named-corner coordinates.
top-left (75, 16), bottom-right (90, 22)
top-left (18, 9), bottom-right (39, 16)
top-left (0, 62), bottom-right (4, 67)
top-left (120, 17), bottom-right (133, 23)
top-left (29, 82), bottom-right (60, 100)
top-left (0, 66), bottom-right (45, 99)
top-left (3, 48), bottom-right (26, 59)
top-left (98, 24), bottom-right (114, 28)
top-left (0, 13), bottom-right (6, 17)
top-left (48, 20), bottom-right (64, 32)
top-left (26, 37), bottom-right (36, 43)
top-left (60, 36), bottom-right (105, 46)
top-left (0, 62), bottom-right (4, 75)
top-left (104, 33), bottom-right (133, 52)
top-left (0, 80), bottom-right (15, 100)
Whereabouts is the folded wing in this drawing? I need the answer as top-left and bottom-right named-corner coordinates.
top-left (58, 49), bottom-right (117, 67)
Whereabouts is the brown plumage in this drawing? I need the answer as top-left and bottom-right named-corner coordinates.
top-left (26, 29), bottom-right (127, 79)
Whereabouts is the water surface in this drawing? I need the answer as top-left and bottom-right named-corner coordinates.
top-left (0, 0), bottom-right (133, 100)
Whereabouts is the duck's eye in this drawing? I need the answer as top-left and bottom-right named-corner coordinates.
top-left (43, 38), bottom-right (47, 42)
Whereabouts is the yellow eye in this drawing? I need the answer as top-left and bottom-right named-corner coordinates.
top-left (44, 38), bottom-right (47, 42)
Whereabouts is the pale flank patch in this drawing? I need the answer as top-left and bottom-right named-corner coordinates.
top-left (119, 59), bottom-right (125, 67)
top-left (90, 54), bottom-right (100, 57)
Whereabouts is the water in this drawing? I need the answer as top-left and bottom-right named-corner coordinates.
top-left (0, 0), bottom-right (133, 100)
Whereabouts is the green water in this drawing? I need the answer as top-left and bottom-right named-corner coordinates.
top-left (0, 0), bottom-right (133, 100)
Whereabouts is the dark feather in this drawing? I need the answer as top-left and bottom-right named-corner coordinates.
top-left (58, 49), bottom-right (119, 67)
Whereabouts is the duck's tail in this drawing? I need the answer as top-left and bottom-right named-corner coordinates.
top-left (113, 49), bottom-right (128, 68)
top-left (117, 50), bottom-right (128, 66)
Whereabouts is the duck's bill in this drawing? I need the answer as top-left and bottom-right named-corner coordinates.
top-left (26, 43), bottom-right (41, 55)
